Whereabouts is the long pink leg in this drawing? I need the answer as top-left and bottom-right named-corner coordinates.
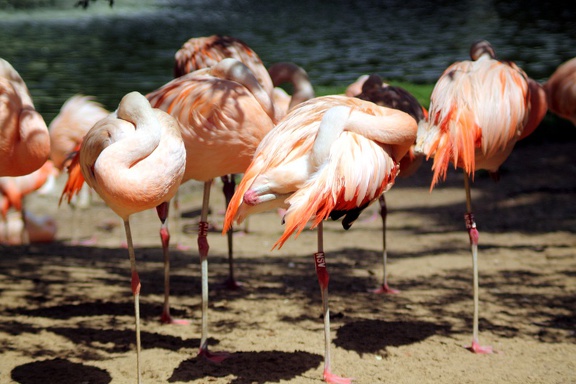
top-left (371, 194), bottom-right (400, 294)
top-left (123, 218), bottom-right (143, 384)
top-left (198, 181), bottom-right (230, 363)
top-left (315, 223), bottom-right (352, 384)
top-left (464, 174), bottom-right (492, 354)
top-left (156, 202), bottom-right (189, 325)
top-left (221, 174), bottom-right (242, 290)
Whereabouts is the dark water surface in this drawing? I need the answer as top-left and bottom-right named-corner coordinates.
top-left (1, 0), bottom-right (575, 122)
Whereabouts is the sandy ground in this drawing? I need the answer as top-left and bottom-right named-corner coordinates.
top-left (0, 139), bottom-right (575, 384)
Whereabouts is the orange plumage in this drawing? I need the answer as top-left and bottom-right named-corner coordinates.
top-left (416, 41), bottom-right (546, 189)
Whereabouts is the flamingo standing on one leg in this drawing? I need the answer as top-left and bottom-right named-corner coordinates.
top-left (415, 40), bottom-right (547, 354)
top-left (168, 34), bottom-right (277, 292)
top-left (351, 73), bottom-right (428, 294)
top-left (170, 35), bottom-right (314, 292)
top-left (543, 56), bottom-right (576, 126)
top-left (49, 94), bottom-right (110, 245)
top-left (146, 58), bottom-right (276, 361)
top-left (223, 95), bottom-right (417, 384)
top-left (0, 58), bottom-right (50, 177)
top-left (61, 91), bottom-right (186, 384)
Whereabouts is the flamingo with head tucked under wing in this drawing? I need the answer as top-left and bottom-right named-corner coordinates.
top-left (61, 91), bottom-right (186, 384)
top-left (415, 40), bottom-right (547, 354)
top-left (223, 95), bottom-right (417, 384)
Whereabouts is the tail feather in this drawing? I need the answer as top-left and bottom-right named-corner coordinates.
top-left (59, 151), bottom-right (86, 206)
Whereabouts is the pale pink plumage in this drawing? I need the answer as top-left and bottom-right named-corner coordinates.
top-left (147, 58), bottom-right (276, 361)
top-left (223, 95), bottom-right (417, 383)
top-left (0, 58), bottom-right (50, 177)
top-left (49, 94), bottom-right (109, 171)
top-left (0, 160), bottom-right (56, 244)
top-left (415, 40), bottom-right (547, 354)
top-left (61, 91), bottom-right (186, 384)
top-left (544, 57), bottom-right (576, 126)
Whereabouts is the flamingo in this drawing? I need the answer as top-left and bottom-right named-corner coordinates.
top-left (169, 34), bottom-right (276, 291)
top-left (223, 95), bottom-right (417, 384)
top-left (543, 57), bottom-right (576, 126)
top-left (350, 73), bottom-right (428, 294)
top-left (0, 210), bottom-right (56, 245)
top-left (61, 91), bottom-right (186, 384)
top-left (0, 160), bottom-right (57, 244)
top-left (0, 58), bottom-right (50, 177)
top-left (49, 94), bottom-right (110, 244)
top-left (415, 40), bottom-right (548, 354)
top-left (146, 58), bottom-right (276, 360)
top-left (49, 95), bottom-right (110, 172)
top-left (171, 35), bottom-right (314, 291)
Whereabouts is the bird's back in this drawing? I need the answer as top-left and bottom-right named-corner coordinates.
top-left (417, 54), bottom-right (531, 187)
top-left (147, 69), bottom-right (275, 183)
top-left (354, 74), bottom-right (427, 178)
top-left (225, 95), bottom-right (414, 248)
top-left (174, 35), bottom-right (274, 97)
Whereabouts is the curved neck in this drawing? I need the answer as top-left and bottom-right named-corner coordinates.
top-left (269, 62), bottom-right (315, 110)
top-left (209, 58), bottom-right (276, 122)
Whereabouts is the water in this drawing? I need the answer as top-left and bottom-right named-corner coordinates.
top-left (1, 0), bottom-right (575, 122)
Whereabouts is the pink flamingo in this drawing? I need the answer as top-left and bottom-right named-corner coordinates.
top-left (416, 40), bottom-right (548, 354)
top-left (61, 91), bottom-right (186, 384)
top-left (544, 57), bottom-right (576, 126)
top-left (170, 34), bottom-right (277, 290)
top-left (351, 73), bottom-right (428, 294)
top-left (223, 95), bottom-right (417, 384)
top-left (171, 35), bottom-right (314, 291)
top-left (49, 94), bottom-right (110, 244)
top-left (146, 58), bottom-right (276, 360)
top-left (0, 160), bottom-right (56, 244)
top-left (0, 58), bottom-right (50, 177)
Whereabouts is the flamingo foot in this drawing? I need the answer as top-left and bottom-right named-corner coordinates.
top-left (198, 347), bottom-right (231, 363)
top-left (222, 277), bottom-right (243, 290)
top-left (466, 340), bottom-right (493, 354)
top-left (370, 283), bottom-right (400, 294)
top-left (160, 312), bottom-right (190, 325)
top-left (176, 243), bottom-right (191, 251)
top-left (323, 369), bottom-right (353, 384)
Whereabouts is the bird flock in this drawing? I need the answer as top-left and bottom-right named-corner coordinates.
top-left (1, 35), bottom-right (574, 384)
